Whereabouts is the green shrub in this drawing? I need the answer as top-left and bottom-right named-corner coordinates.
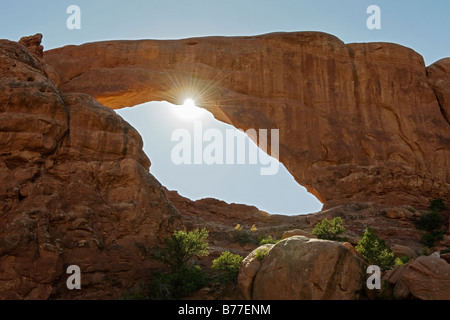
top-left (211, 251), bottom-right (243, 284)
top-left (380, 280), bottom-right (395, 300)
top-left (312, 217), bottom-right (346, 241)
top-left (440, 247), bottom-right (450, 254)
top-left (154, 228), bottom-right (209, 272)
top-left (416, 199), bottom-right (446, 248)
top-left (395, 255), bottom-right (412, 266)
top-left (429, 198), bottom-right (446, 213)
top-left (355, 226), bottom-right (395, 271)
top-left (122, 282), bottom-right (150, 300)
top-left (233, 227), bottom-right (258, 245)
top-left (259, 236), bottom-right (279, 245)
top-left (255, 247), bottom-right (269, 261)
top-left (420, 230), bottom-right (445, 247)
top-left (416, 211), bottom-right (442, 232)
top-left (149, 228), bottom-right (210, 299)
top-left (148, 264), bottom-right (208, 300)
top-left (420, 246), bottom-right (431, 256)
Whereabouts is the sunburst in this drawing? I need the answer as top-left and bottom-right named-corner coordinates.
top-left (150, 62), bottom-right (240, 122)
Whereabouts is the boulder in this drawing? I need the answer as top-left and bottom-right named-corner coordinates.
top-left (237, 244), bottom-right (275, 300)
top-left (387, 253), bottom-right (450, 300)
top-left (385, 208), bottom-right (417, 221)
top-left (238, 236), bottom-right (368, 300)
top-left (341, 242), bottom-right (360, 257)
top-left (392, 244), bottom-right (417, 259)
top-left (281, 229), bottom-right (316, 239)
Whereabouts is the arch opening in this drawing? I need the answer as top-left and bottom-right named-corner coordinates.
top-left (116, 100), bottom-right (323, 215)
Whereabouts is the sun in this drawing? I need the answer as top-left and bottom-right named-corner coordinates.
top-left (172, 98), bottom-right (207, 121)
top-left (183, 98), bottom-right (196, 108)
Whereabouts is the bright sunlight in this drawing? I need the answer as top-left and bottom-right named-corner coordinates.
top-left (172, 98), bottom-right (209, 121)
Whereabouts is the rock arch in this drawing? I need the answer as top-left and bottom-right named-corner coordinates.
top-left (44, 31), bottom-right (450, 209)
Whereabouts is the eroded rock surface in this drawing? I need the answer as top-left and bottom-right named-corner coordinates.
top-left (238, 236), bottom-right (367, 300)
top-left (427, 58), bottom-right (450, 126)
top-left (0, 35), bottom-right (182, 299)
top-left (44, 32), bottom-right (450, 209)
top-left (168, 190), bottom-right (445, 265)
top-left (385, 253), bottom-right (450, 300)
top-left (1, 32), bottom-right (450, 300)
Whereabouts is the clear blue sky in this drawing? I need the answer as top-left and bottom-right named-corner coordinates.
top-left (2, 1), bottom-right (449, 214)
top-left (2, 0), bottom-right (449, 65)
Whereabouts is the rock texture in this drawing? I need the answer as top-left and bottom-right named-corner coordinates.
top-left (165, 189), bottom-right (300, 269)
top-left (170, 187), bottom-right (449, 300)
top-left (2, 32), bottom-right (450, 300)
top-left (238, 244), bottom-right (275, 300)
top-left (0, 35), bottom-right (182, 299)
top-left (44, 32), bottom-right (450, 209)
top-left (385, 253), bottom-right (450, 300)
top-left (427, 58), bottom-right (450, 126)
top-left (168, 190), bottom-right (444, 264)
top-left (238, 236), bottom-right (368, 300)
top-left (281, 229), bottom-right (316, 239)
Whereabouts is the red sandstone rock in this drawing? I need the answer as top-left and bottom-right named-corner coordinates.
top-left (44, 32), bottom-right (450, 209)
top-left (2, 32), bottom-right (450, 300)
top-left (18, 33), bottom-right (44, 58)
top-left (281, 229), bottom-right (316, 239)
top-left (238, 244), bottom-right (275, 300)
top-left (239, 236), bottom-right (368, 300)
top-left (427, 58), bottom-right (450, 126)
top-left (168, 190), bottom-right (433, 265)
top-left (387, 253), bottom-right (450, 300)
top-left (0, 38), bottom-right (182, 299)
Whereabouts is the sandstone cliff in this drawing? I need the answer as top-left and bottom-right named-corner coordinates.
top-left (44, 32), bottom-right (450, 209)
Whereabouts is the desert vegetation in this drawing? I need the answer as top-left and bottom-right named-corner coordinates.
top-left (416, 199), bottom-right (446, 248)
top-left (124, 228), bottom-right (247, 299)
top-left (355, 226), bottom-right (395, 271)
top-left (312, 217), bottom-right (346, 241)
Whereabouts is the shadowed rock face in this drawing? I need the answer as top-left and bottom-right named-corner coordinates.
top-left (385, 253), bottom-right (450, 300)
top-left (238, 236), bottom-right (368, 300)
top-left (44, 32), bottom-right (450, 209)
top-left (427, 58), bottom-right (450, 126)
top-left (0, 36), bottom-right (183, 299)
